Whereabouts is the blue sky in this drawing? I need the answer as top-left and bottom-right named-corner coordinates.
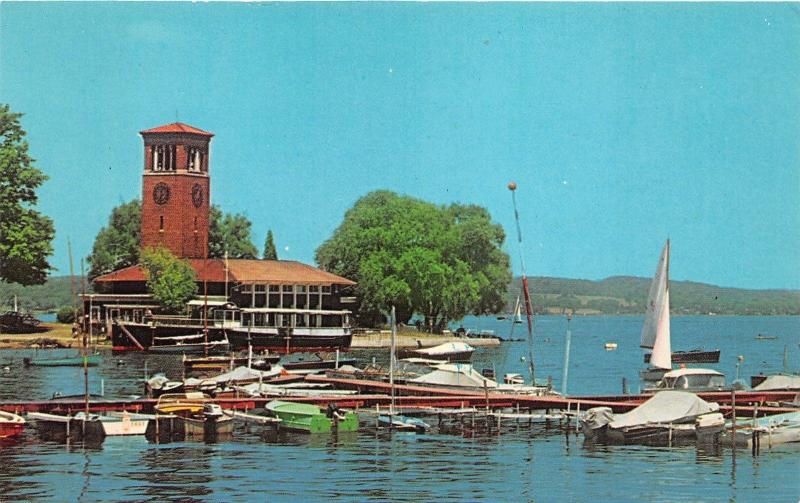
top-left (1, 3), bottom-right (798, 289)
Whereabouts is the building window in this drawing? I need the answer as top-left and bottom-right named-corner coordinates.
top-left (255, 284), bottom-right (267, 293)
top-left (321, 285), bottom-right (331, 295)
top-left (309, 285), bottom-right (319, 293)
top-left (283, 285), bottom-right (293, 293)
top-left (159, 216), bottom-right (164, 231)
top-left (268, 285), bottom-right (280, 293)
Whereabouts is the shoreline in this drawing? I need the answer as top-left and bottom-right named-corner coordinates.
top-left (350, 331), bottom-right (501, 349)
top-left (0, 323), bottom-right (111, 350)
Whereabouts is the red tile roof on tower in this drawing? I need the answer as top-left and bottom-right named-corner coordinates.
top-left (94, 259), bottom-right (355, 286)
top-left (140, 122), bottom-right (214, 137)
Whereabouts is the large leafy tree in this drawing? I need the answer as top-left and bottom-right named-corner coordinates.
top-left (208, 206), bottom-right (258, 259)
top-left (140, 247), bottom-right (198, 313)
top-left (88, 201), bottom-right (258, 279)
top-left (262, 229), bottom-right (278, 260)
top-left (315, 191), bottom-right (511, 330)
top-left (0, 105), bottom-right (55, 285)
top-left (87, 199), bottom-right (141, 279)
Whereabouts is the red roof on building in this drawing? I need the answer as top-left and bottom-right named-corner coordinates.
top-left (94, 259), bottom-right (355, 286)
top-left (140, 122), bottom-right (214, 137)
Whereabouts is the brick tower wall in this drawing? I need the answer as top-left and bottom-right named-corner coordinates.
top-left (140, 132), bottom-right (211, 259)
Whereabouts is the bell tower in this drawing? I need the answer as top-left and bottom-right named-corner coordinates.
top-left (139, 122), bottom-right (213, 259)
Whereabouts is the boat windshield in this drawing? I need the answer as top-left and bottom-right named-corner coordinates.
top-left (660, 374), bottom-right (726, 389)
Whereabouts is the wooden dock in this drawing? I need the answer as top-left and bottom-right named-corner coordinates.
top-left (1, 377), bottom-right (796, 418)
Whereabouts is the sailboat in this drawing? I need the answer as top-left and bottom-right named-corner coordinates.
top-left (512, 295), bottom-right (523, 324)
top-left (639, 240), bottom-right (726, 392)
top-left (639, 239), bottom-right (672, 385)
top-left (377, 306), bottom-right (430, 432)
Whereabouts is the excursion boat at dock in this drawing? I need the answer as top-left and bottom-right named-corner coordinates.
top-left (110, 306), bottom-right (353, 354)
top-left (228, 308), bottom-right (353, 353)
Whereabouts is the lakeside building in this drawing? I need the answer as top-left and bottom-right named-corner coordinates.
top-left (82, 123), bottom-right (355, 351)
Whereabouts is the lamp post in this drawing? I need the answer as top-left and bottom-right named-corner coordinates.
top-left (735, 355), bottom-right (744, 382)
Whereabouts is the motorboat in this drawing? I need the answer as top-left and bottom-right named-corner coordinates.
top-left (23, 353), bottom-right (101, 367)
top-left (377, 413), bottom-right (430, 432)
top-left (153, 393), bottom-right (234, 440)
top-left (183, 353), bottom-right (279, 373)
top-left (96, 411), bottom-right (150, 436)
top-left (410, 363), bottom-right (553, 395)
top-left (27, 411), bottom-right (105, 441)
top-left (0, 411), bottom-right (25, 439)
top-left (652, 368), bottom-right (727, 392)
top-left (265, 400), bottom-right (358, 433)
top-left (751, 374), bottom-right (800, 391)
top-left (398, 341), bottom-right (475, 362)
top-left (581, 391), bottom-right (725, 446)
top-left (721, 411), bottom-right (800, 449)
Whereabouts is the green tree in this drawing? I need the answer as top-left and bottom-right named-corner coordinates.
top-left (140, 247), bottom-right (198, 313)
top-left (0, 104), bottom-right (55, 285)
top-left (262, 229), bottom-right (278, 260)
top-left (315, 190), bottom-right (511, 330)
top-left (87, 199), bottom-right (141, 279)
top-left (208, 206), bottom-right (258, 259)
top-left (88, 201), bottom-right (258, 278)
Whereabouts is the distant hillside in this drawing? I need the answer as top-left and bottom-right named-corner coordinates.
top-left (510, 276), bottom-right (800, 316)
top-left (3, 275), bottom-right (798, 316)
top-left (0, 276), bottom-right (89, 312)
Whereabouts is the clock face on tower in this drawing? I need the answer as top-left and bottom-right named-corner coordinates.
top-left (153, 183), bottom-right (170, 205)
top-left (192, 184), bottom-right (204, 208)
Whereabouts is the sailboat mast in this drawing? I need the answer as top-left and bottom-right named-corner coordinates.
top-left (508, 182), bottom-right (536, 385)
top-left (81, 258), bottom-right (89, 417)
top-left (203, 256), bottom-right (209, 357)
top-left (68, 239), bottom-right (77, 324)
top-left (389, 306), bottom-right (396, 416)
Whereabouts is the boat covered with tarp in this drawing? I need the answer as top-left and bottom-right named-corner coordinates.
top-left (581, 391), bottom-right (725, 446)
top-left (399, 342), bottom-right (475, 362)
top-left (410, 363), bottom-right (498, 389)
top-left (752, 374), bottom-right (800, 391)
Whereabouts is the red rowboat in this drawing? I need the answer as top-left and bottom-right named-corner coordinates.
top-left (0, 411), bottom-right (25, 439)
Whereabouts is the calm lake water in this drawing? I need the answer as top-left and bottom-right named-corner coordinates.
top-left (0, 316), bottom-right (798, 502)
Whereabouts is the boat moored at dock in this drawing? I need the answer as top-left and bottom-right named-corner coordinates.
top-left (265, 400), bottom-right (358, 433)
top-left (0, 411), bottom-right (25, 439)
top-left (581, 391), bottom-right (725, 446)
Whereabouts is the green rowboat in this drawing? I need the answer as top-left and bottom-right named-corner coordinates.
top-left (23, 354), bottom-right (101, 367)
top-left (265, 400), bottom-right (358, 434)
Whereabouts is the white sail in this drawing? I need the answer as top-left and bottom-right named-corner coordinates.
top-left (514, 295), bottom-right (523, 322)
top-left (640, 240), bottom-right (672, 370)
